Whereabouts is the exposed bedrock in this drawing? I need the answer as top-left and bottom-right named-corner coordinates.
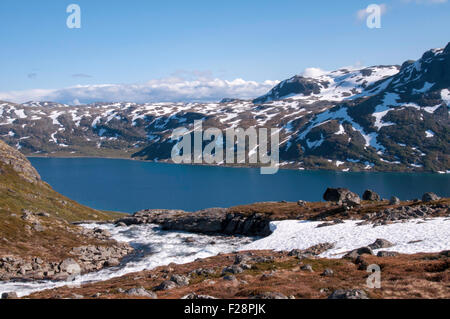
top-left (115, 208), bottom-right (272, 237)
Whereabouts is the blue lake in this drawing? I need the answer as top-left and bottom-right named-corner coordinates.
top-left (29, 158), bottom-right (450, 213)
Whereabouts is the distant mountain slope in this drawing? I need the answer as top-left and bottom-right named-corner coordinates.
top-left (0, 43), bottom-right (449, 172)
top-left (253, 65), bottom-right (399, 104)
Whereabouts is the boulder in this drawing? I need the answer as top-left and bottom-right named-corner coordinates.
top-left (323, 188), bottom-right (361, 206)
top-left (321, 268), bottom-right (334, 277)
top-left (154, 280), bottom-right (177, 291)
top-left (59, 258), bottom-right (81, 275)
top-left (126, 287), bottom-right (157, 299)
top-left (170, 274), bottom-right (190, 287)
top-left (328, 289), bottom-right (369, 299)
top-left (368, 238), bottom-right (394, 250)
top-left (1, 292), bottom-right (18, 299)
top-left (297, 200), bottom-right (307, 207)
top-left (422, 192), bottom-right (440, 202)
top-left (362, 190), bottom-right (381, 201)
top-left (223, 275), bottom-right (237, 281)
top-left (344, 247), bottom-right (374, 259)
top-left (222, 265), bottom-right (244, 275)
top-left (301, 264), bottom-right (314, 272)
top-left (389, 196), bottom-right (401, 205)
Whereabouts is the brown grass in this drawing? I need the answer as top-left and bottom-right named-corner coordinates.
top-left (26, 251), bottom-right (449, 299)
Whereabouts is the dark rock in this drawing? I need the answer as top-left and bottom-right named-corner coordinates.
top-left (323, 188), bottom-right (361, 206)
top-left (190, 268), bottom-right (216, 277)
top-left (222, 265), bottom-right (244, 275)
top-left (115, 208), bottom-right (272, 237)
top-left (155, 280), bottom-right (177, 291)
top-left (1, 292), bottom-right (18, 299)
top-left (362, 190), bottom-right (381, 201)
top-left (321, 268), bottom-right (334, 277)
top-left (223, 275), bottom-right (237, 281)
top-left (389, 197), bottom-right (401, 205)
top-left (422, 192), bottom-right (440, 202)
top-left (344, 247), bottom-right (374, 259)
top-left (36, 212), bottom-right (50, 217)
top-left (328, 289), bottom-right (369, 299)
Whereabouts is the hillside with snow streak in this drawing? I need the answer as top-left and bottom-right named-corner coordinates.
top-left (0, 43), bottom-right (449, 172)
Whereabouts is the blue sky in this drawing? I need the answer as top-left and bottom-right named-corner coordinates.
top-left (0, 0), bottom-right (449, 103)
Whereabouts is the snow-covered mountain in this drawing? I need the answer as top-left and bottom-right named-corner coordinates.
top-left (253, 65), bottom-right (399, 104)
top-left (0, 43), bottom-right (449, 172)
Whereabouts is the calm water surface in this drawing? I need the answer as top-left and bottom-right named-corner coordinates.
top-left (29, 158), bottom-right (450, 213)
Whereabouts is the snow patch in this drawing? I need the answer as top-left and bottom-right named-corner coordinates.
top-left (241, 218), bottom-right (450, 258)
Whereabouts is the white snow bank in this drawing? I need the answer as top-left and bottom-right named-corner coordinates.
top-left (241, 218), bottom-right (450, 258)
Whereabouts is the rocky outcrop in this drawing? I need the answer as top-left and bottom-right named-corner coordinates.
top-left (360, 203), bottom-right (449, 225)
top-left (422, 192), bottom-right (441, 202)
top-left (0, 242), bottom-right (132, 281)
top-left (288, 243), bottom-right (335, 259)
top-left (363, 190), bottom-right (381, 201)
top-left (0, 229), bottom-right (133, 281)
top-left (0, 139), bottom-right (40, 183)
top-left (115, 208), bottom-right (272, 237)
top-left (323, 188), bottom-right (361, 206)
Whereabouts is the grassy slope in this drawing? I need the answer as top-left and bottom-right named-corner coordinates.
top-left (0, 162), bottom-right (124, 260)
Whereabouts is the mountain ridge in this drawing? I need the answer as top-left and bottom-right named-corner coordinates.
top-left (0, 43), bottom-right (448, 172)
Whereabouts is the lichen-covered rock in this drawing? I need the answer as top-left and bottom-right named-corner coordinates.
top-left (0, 140), bottom-right (40, 183)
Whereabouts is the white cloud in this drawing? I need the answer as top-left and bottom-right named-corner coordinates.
top-left (0, 77), bottom-right (279, 105)
top-left (301, 67), bottom-right (328, 78)
top-left (356, 4), bottom-right (388, 21)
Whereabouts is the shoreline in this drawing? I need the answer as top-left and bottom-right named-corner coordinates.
top-left (26, 154), bottom-right (450, 175)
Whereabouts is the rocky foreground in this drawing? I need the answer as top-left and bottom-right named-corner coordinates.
top-left (22, 248), bottom-right (450, 300)
top-left (2, 187), bottom-right (447, 299)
